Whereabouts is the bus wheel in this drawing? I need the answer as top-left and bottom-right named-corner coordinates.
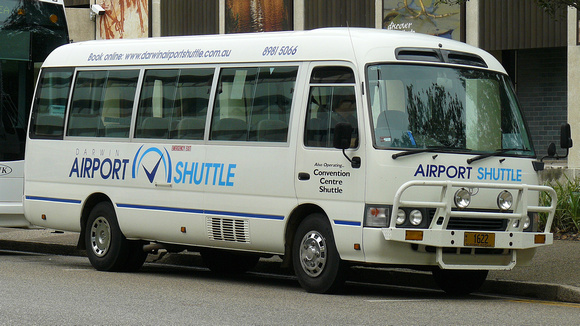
top-left (85, 202), bottom-right (147, 272)
top-left (201, 249), bottom-right (260, 274)
top-left (292, 213), bottom-right (346, 294)
top-left (432, 269), bottom-right (488, 295)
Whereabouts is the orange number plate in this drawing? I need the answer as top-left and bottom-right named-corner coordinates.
top-left (464, 232), bottom-right (495, 247)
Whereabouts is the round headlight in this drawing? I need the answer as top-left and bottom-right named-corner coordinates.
top-left (523, 215), bottom-right (531, 229)
top-left (497, 190), bottom-right (513, 211)
top-left (409, 209), bottom-right (423, 226)
top-left (396, 209), bottom-right (406, 225)
top-left (454, 188), bottom-right (471, 209)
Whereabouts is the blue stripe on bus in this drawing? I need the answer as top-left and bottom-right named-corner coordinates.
top-left (25, 196), bottom-right (82, 204)
top-left (116, 203), bottom-right (204, 214)
top-left (334, 220), bottom-right (361, 226)
top-left (116, 203), bottom-right (284, 221)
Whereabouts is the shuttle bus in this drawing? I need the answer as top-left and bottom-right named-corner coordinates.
top-left (24, 28), bottom-right (559, 294)
top-left (1, 0), bottom-right (68, 226)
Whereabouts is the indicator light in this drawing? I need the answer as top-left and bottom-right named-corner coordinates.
top-left (405, 230), bottom-right (423, 241)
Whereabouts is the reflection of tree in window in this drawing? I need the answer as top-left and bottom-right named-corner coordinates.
top-left (406, 83), bottom-right (465, 148)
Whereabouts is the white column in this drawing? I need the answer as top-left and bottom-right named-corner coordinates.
top-left (219, 0), bottom-right (226, 34)
top-left (294, 0), bottom-right (304, 30)
top-left (568, 7), bottom-right (580, 171)
top-left (464, 0), bottom-right (479, 47)
top-left (151, 0), bottom-right (161, 37)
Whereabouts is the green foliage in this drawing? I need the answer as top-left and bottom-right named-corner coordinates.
top-left (540, 175), bottom-right (580, 233)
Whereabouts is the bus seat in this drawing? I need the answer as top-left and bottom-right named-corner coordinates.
top-left (305, 118), bottom-right (327, 147)
top-left (257, 119), bottom-right (287, 142)
top-left (211, 118), bottom-right (247, 141)
top-left (101, 86), bottom-right (121, 126)
top-left (176, 118), bottom-right (205, 140)
top-left (35, 114), bottom-right (64, 137)
top-left (105, 124), bottom-right (130, 137)
top-left (376, 110), bottom-right (409, 144)
top-left (376, 110), bottom-right (409, 131)
top-left (67, 115), bottom-right (99, 136)
top-left (140, 117), bottom-right (169, 138)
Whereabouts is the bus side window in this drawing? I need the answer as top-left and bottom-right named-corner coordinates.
top-left (210, 66), bottom-right (297, 142)
top-left (135, 68), bottom-right (214, 140)
top-left (29, 68), bottom-right (73, 139)
top-left (173, 68), bottom-right (214, 139)
top-left (136, 70), bottom-right (178, 139)
top-left (68, 70), bottom-right (139, 138)
top-left (304, 66), bottom-right (357, 148)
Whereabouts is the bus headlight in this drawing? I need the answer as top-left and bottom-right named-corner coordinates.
top-left (454, 188), bottom-right (471, 209)
top-left (396, 209), bottom-right (406, 225)
top-left (497, 190), bottom-right (513, 211)
top-left (409, 209), bottom-right (423, 225)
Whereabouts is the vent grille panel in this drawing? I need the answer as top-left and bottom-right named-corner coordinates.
top-left (207, 217), bottom-right (250, 243)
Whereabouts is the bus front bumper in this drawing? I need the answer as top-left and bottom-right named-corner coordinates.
top-left (381, 228), bottom-right (552, 270)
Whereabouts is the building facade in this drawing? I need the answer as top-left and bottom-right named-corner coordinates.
top-left (64, 0), bottom-right (575, 170)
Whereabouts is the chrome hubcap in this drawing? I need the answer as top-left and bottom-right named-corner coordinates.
top-left (299, 231), bottom-right (326, 277)
top-left (90, 216), bottom-right (111, 257)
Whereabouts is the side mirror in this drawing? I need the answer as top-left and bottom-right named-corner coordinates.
top-left (560, 123), bottom-right (573, 149)
top-left (333, 122), bottom-right (361, 168)
top-left (333, 123), bottom-right (353, 150)
top-left (542, 123), bottom-right (572, 162)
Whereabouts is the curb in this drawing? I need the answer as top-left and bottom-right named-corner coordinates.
top-left (481, 280), bottom-right (580, 304)
top-left (0, 240), bottom-right (85, 257)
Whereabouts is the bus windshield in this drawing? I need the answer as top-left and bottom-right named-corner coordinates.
top-left (368, 64), bottom-right (534, 157)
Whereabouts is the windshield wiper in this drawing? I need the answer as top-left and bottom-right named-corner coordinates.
top-left (467, 148), bottom-right (528, 164)
top-left (392, 146), bottom-right (454, 159)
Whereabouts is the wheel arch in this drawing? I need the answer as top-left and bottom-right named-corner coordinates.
top-left (282, 203), bottom-right (328, 268)
top-left (76, 192), bottom-right (113, 250)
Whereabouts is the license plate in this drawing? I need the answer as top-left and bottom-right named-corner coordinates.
top-left (464, 232), bottom-right (495, 247)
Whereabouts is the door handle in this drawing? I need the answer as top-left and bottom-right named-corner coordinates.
top-left (298, 172), bottom-right (310, 181)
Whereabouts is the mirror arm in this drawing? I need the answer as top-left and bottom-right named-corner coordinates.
top-left (342, 149), bottom-right (361, 169)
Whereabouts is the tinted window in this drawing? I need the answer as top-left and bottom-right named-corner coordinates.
top-left (68, 70), bottom-right (139, 137)
top-left (135, 68), bottom-right (214, 139)
top-left (305, 66), bottom-right (358, 148)
top-left (210, 66), bottom-right (297, 142)
top-left (305, 86), bottom-right (358, 148)
top-left (29, 68), bottom-right (73, 139)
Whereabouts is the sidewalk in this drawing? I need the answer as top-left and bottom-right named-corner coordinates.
top-left (1, 227), bottom-right (579, 303)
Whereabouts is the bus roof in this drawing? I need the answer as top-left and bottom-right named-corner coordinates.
top-left (42, 28), bottom-right (505, 73)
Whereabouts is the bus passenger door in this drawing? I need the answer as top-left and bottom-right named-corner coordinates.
top-left (295, 64), bottom-right (366, 262)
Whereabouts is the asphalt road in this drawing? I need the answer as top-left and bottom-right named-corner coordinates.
top-left (1, 250), bottom-right (579, 325)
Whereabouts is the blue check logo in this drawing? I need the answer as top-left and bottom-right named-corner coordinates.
top-left (132, 146), bottom-right (172, 183)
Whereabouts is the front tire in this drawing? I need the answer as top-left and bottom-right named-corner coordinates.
top-left (292, 213), bottom-right (346, 294)
top-left (85, 202), bottom-right (147, 272)
top-left (432, 269), bottom-right (488, 295)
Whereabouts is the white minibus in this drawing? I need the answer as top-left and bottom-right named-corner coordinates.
top-left (24, 28), bottom-right (563, 294)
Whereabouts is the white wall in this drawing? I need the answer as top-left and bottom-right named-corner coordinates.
top-left (65, 8), bottom-right (94, 43)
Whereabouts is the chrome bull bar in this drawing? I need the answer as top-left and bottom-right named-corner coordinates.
top-left (381, 180), bottom-right (557, 270)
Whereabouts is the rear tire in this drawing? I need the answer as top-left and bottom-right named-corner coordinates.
top-left (432, 269), bottom-right (488, 295)
top-left (85, 202), bottom-right (147, 272)
top-left (292, 213), bottom-right (346, 294)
